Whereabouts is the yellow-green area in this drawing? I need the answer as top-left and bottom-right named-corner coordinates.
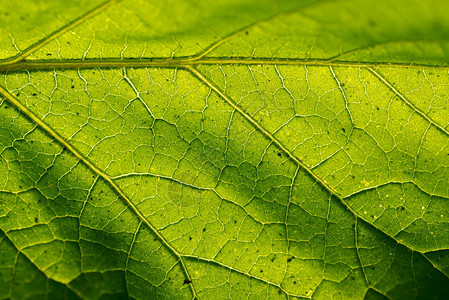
top-left (1, 0), bottom-right (449, 299)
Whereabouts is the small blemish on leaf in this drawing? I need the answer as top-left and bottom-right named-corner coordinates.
top-left (183, 279), bottom-right (192, 285)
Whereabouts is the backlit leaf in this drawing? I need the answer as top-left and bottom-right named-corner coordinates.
top-left (1, 0), bottom-right (449, 299)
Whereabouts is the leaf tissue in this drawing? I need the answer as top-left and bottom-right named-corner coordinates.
top-left (1, 0), bottom-right (449, 299)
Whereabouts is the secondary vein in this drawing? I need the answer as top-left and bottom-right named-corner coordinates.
top-left (0, 84), bottom-right (199, 299)
top-left (186, 66), bottom-right (449, 281)
top-left (0, 0), bottom-right (120, 66)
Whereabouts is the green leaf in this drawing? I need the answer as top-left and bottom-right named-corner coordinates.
top-left (1, 0), bottom-right (449, 299)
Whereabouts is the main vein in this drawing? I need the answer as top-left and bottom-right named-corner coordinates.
top-left (1, 0), bottom-right (449, 293)
top-left (0, 57), bottom-right (448, 73)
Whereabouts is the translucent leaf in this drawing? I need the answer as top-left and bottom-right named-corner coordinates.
top-left (1, 0), bottom-right (449, 299)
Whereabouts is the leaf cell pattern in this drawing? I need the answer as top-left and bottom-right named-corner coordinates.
top-left (1, 0), bottom-right (449, 299)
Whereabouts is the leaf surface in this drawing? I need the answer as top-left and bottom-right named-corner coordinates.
top-left (1, 0), bottom-right (449, 299)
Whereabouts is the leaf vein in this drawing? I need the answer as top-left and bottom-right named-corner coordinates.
top-left (0, 84), bottom-right (199, 299)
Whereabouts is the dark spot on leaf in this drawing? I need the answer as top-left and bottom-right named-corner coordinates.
top-left (202, 227), bottom-right (206, 232)
top-left (287, 256), bottom-right (294, 262)
top-left (32, 93), bottom-right (37, 96)
top-left (293, 281), bottom-right (297, 285)
top-left (16, 92), bottom-right (20, 97)
top-left (46, 53), bottom-right (52, 56)
top-left (341, 128), bottom-right (346, 133)
top-left (71, 85), bottom-right (75, 89)
top-left (34, 217), bottom-right (38, 223)
top-left (189, 236), bottom-right (192, 240)
top-left (277, 152), bottom-right (282, 157)
top-left (260, 269), bottom-right (263, 273)
top-left (183, 279), bottom-right (192, 285)
top-left (245, 31), bottom-right (249, 35)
